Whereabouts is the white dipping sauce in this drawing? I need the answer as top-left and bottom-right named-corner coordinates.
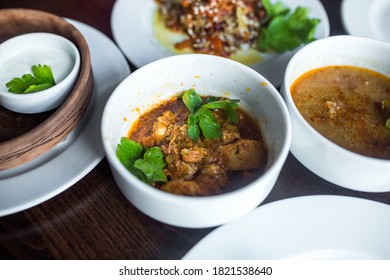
top-left (0, 47), bottom-right (74, 93)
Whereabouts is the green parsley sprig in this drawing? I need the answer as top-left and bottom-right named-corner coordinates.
top-left (258, 0), bottom-right (320, 53)
top-left (6, 64), bottom-right (56, 94)
top-left (116, 137), bottom-right (167, 184)
top-left (182, 89), bottom-right (239, 141)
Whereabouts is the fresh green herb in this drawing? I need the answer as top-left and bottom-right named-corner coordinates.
top-left (182, 89), bottom-right (239, 141)
top-left (6, 64), bottom-right (56, 94)
top-left (202, 99), bottom-right (240, 123)
top-left (134, 147), bottom-right (167, 184)
top-left (195, 108), bottom-right (222, 140)
top-left (182, 88), bottom-right (202, 113)
top-left (381, 99), bottom-right (390, 129)
top-left (116, 137), bottom-right (167, 184)
top-left (258, 0), bottom-right (320, 53)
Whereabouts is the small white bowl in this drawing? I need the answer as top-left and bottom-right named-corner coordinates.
top-left (0, 32), bottom-right (80, 113)
top-left (101, 54), bottom-right (291, 228)
top-left (281, 35), bottom-right (390, 192)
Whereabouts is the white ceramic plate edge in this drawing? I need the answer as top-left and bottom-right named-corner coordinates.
top-left (183, 195), bottom-right (390, 260)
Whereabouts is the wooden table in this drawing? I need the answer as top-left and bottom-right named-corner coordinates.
top-left (1, 0), bottom-right (389, 260)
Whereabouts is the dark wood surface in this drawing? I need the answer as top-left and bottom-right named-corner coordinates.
top-left (1, 0), bottom-right (389, 260)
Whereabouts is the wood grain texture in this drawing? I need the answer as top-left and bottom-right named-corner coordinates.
top-left (0, 0), bottom-right (389, 260)
top-left (0, 9), bottom-right (93, 170)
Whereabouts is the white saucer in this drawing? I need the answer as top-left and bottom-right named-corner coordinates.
top-left (0, 19), bottom-right (130, 217)
top-left (183, 195), bottom-right (390, 260)
top-left (342, 0), bottom-right (390, 42)
top-left (111, 0), bottom-right (329, 87)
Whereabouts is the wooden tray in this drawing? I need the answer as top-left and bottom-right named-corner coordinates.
top-left (0, 9), bottom-right (93, 170)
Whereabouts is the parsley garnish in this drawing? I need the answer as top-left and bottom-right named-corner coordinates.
top-left (134, 147), bottom-right (168, 184)
top-left (116, 137), bottom-right (167, 184)
top-left (182, 89), bottom-right (239, 141)
top-left (6, 64), bottom-right (56, 94)
top-left (258, 0), bottom-right (320, 53)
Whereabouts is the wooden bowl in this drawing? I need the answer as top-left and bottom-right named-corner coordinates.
top-left (0, 9), bottom-right (93, 170)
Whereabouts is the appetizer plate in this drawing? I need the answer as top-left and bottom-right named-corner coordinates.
top-left (0, 19), bottom-right (130, 217)
top-left (111, 0), bottom-right (330, 87)
top-left (341, 0), bottom-right (390, 42)
top-left (183, 195), bottom-right (390, 259)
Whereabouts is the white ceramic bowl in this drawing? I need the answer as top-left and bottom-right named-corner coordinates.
top-left (102, 54), bottom-right (291, 228)
top-left (281, 35), bottom-right (390, 192)
top-left (0, 32), bottom-right (80, 113)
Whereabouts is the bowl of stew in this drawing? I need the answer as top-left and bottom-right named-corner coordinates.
top-left (102, 54), bottom-right (291, 228)
top-left (281, 35), bottom-right (390, 192)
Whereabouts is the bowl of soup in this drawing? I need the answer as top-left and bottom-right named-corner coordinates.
top-left (102, 54), bottom-right (291, 228)
top-left (281, 35), bottom-right (390, 192)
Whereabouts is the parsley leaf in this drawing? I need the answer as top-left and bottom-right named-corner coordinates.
top-left (202, 99), bottom-right (240, 123)
top-left (116, 137), bottom-right (143, 169)
top-left (182, 88), bottom-right (202, 113)
top-left (196, 108), bottom-right (222, 140)
top-left (258, 0), bottom-right (320, 53)
top-left (262, 0), bottom-right (289, 19)
top-left (6, 64), bottom-right (56, 94)
top-left (116, 137), bottom-right (146, 181)
top-left (187, 113), bottom-right (201, 141)
top-left (182, 89), bottom-right (239, 141)
top-left (134, 147), bottom-right (167, 184)
top-left (116, 137), bottom-right (167, 184)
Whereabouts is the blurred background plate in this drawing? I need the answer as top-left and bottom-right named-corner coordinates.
top-left (342, 0), bottom-right (390, 42)
top-left (111, 0), bottom-right (330, 87)
top-left (183, 195), bottom-right (390, 259)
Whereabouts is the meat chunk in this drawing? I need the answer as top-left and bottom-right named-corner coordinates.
top-left (325, 100), bottom-right (341, 119)
top-left (181, 147), bottom-right (207, 163)
top-left (166, 159), bottom-right (198, 179)
top-left (217, 139), bottom-right (265, 171)
top-left (160, 179), bottom-right (210, 196)
top-left (141, 110), bottom-right (176, 147)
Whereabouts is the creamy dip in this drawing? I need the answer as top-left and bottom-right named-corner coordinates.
top-left (0, 47), bottom-right (74, 93)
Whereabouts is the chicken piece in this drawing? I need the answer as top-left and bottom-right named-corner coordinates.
top-left (221, 123), bottom-right (240, 144)
top-left (180, 147), bottom-right (207, 163)
top-left (142, 110), bottom-right (176, 147)
top-left (197, 164), bottom-right (227, 194)
top-left (160, 179), bottom-right (210, 196)
top-left (167, 159), bottom-right (198, 179)
top-left (217, 139), bottom-right (265, 171)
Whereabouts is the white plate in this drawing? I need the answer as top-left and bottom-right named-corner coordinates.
top-left (0, 19), bottom-right (131, 217)
top-left (342, 0), bottom-right (390, 42)
top-left (183, 195), bottom-right (390, 259)
top-left (111, 0), bottom-right (330, 87)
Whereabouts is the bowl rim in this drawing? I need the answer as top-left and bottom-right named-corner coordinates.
top-left (102, 53), bottom-right (292, 202)
top-left (0, 32), bottom-right (81, 102)
top-left (0, 8), bottom-right (93, 170)
top-left (283, 35), bottom-right (390, 164)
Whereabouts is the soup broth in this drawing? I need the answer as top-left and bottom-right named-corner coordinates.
top-left (291, 65), bottom-right (390, 159)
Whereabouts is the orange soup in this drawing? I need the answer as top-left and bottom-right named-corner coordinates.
top-left (291, 65), bottom-right (390, 159)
